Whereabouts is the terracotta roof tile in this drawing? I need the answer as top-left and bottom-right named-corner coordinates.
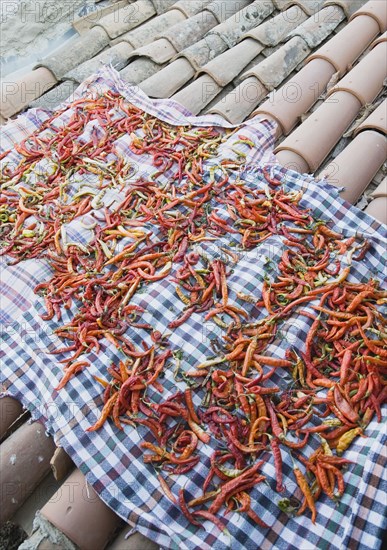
top-left (242, 5), bottom-right (308, 45)
top-left (94, 0), bottom-right (156, 39)
top-left (354, 98), bottom-right (387, 135)
top-left (204, 0), bottom-right (253, 22)
top-left (199, 39), bottom-right (262, 86)
top-left (130, 37), bottom-right (177, 63)
top-left (40, 469), bottom-right (122, 550)
top-left (208, 0), bottom-right (274, 47)
top-left (307, 10), bottom-right (380, 75)
top-left (172, 0), bottom-right (214, 17)
top-left (151, 0), bottom-right (180, 14)
top-left (73, 0), bottom-right (129, 34)
top-left (242, 36), bottom-right (311, 89)
top-left (318, 129), bottom-right (387, 202)
top-left (364, 196), bottom-right (387, 224)
top-left (349, 0), bottom-right (387, 33)
top-left (287, 5), bottom-right (345, 48)
top-left (0, 396), bottom-right (23, 439)
top-left (140, 57), bottom-right (195, 96)
top-left (273, 0), bottom-right (325, 16)
top-left (208, 76), bottom-right (268, 122)
top-left (326, 39), bottom-right (387, 105)
top-left (65, 42), bottom-right (133, 84)
top-left (157, 11), bottom-right (218, 52)
top-left (34, 26), bottom-right (110, 80)
top-left (0, 68), bottom-right (57, 119)
top-left (112, 8), bottom-right (186, 48)
top-left (120, 56), bottom-right (161, 84)
top-left (29, 81), bottom-right (78, 110)
top-left (323, 0), bottom-right (367, 19)
top-left (370, 177), bottom-right (387, 198)
top-left (1, 421), bottom-right (55, 524)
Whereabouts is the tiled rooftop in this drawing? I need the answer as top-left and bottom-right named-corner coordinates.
top-left (0, 1), bottom-right (386, 548)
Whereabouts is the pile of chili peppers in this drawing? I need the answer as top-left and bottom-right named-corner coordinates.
top-left (0, 90), bottom-right (386, 533)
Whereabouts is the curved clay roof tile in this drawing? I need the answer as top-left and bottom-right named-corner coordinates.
top-left (241, 36), bottom-right (311, 90)
top-left (0, 397), bottom-right (23, 439)
top-left (364, 196), bottom-right (387, 224)
top-left (120, 57), bottom-right (161, 84)
top-left (199, 39), bottom-right (262, 87)
top-left (370, 177), bottom-right (387, 199)
top-left (151, 0), bottom-right (178, 14)
top-left (140, 58), bottom-right (195, 97)
top-left (275, 91), bottom-right (362, 172)
top-left (205, 0), bottom-right (252, 23)
top-left (172, 74), bottom-right (222, 113)
top-left (354, 99), bottom-right (387, 136)
top-left (350, 0), bottom-right (387, 33)
top-left (129, 38), bottom-right (177, 64)
top-left (171, 0), bottom-right (213, 17)
top-left (242, 6), bottom-right (308, 46)
top-left (29, 81), bottom-right (77, 111)
top-left (94, 0), bottom-right (156, 39)
top-left (326, 40), bottom-right (387, 105)
top-left (209, 0), bottom-right (274, 48)
top-left (159, 11), bottom-right (218, 52)
top-left (323, 0), bottom-right (367, 19)
top-left (208, 76), bottom-right (268, 123)
top-left (1, 421), bottom-right (56, 524)
top-left (41, 469), bottom-right (122, 550)
top-left (273, 0), bottom-right (325, 16)
top-left (1, 68), bottom-right (57, 119)
top-left (177, 34), bottom-right (227, 70)
top-left (306, 11), bottom-right (380, 75)
top-left (73, 0), bottom-right (128, 34)
top-left (251, 57), bottom-right (335, 135)
top-left (34, 27), bottom-right (109, 80)
top-left (65, 42), bottom-right (134, 84)
top-left (370, 30), bottom-right (387, 49)
top-left (288, 5), bottom-right (345, 48)
top-left (318, 130), bottom-right (387, 203)
top-left (118, 10), bottom-right (186, 49)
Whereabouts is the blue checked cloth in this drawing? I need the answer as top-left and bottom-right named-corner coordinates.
top-left (1, 67), bottom-right (386, 550)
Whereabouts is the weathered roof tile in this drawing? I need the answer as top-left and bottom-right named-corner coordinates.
top-left (209, 0), bottom-right (274, 47)
top-left (159, 11), bottom-right (218, 52)
top-left (205, 0), bottom-right (253, 23)
top-left (272, 0), bottom-right (325, 15)
top-left (242, 5), bottom-right (308, 46)
top-left (94, 0), bottom-right (156, 39)
top-left (130, 38), bottom-right (177, 63)
top-left (151, 0), bottom-right (178, 14)
top-left (73, 0), bottom-right (128, 34)
top-left (66, 42), bottom-right (133, 84)
top-left (29, 81), bottom-right (77, 110)
top-left (288, 5), bottom-right (345, 47)
top-left (208, 76), bottom-right (268, 122)
top-left (172, 0), bottom-right (213, 17)
top-left (1, 68), bottom-right (57, 119)
top-left (172, 74), bottom-right (222, 113)
top-left (114, 9), bottom-right (186, 48)
top-left (34, 27), bottom-right (110, 80)
top-left (242, 36), bottom-right (310, 90)
top-left (120, 56), bottom-right (161, 84)
top-left (140, 58), bottom-right (195, 97)
top-left (177, 34), bottom-right (226, 69)
top-left (323, 0), bottom-right (366, 19)
top-left (199, 39), bottom-right (263, 86)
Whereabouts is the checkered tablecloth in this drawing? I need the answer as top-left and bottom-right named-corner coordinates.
top-left (1, 67), bottom-right (386, 550)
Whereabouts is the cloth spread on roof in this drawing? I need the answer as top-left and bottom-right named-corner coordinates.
top-left (0, 67), bottom-right (386, 550)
